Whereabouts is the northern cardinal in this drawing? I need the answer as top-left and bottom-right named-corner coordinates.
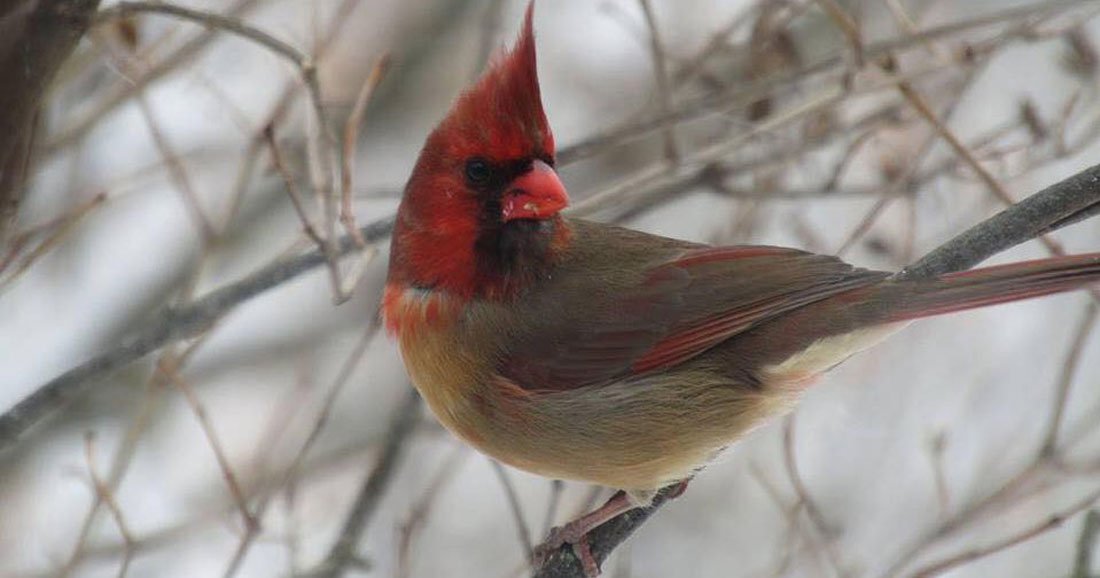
top-left (383, 3), bottom-right (1100, 572)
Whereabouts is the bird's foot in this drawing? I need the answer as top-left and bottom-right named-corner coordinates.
top-left (533, 521), bottom-right (602, 577)
top-left (530, 481), bottom-right (691, 576)
top-left (531, 490), bottom-right (636, 575)
top-left (573, 534), bottom-right (600, 577)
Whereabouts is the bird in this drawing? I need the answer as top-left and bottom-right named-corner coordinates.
top-left (382, 3), bottom-right (1100, 573)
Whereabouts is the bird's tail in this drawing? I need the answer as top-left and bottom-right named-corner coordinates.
top-left (880, 252), bottom-right (1100, 322)
top-left (746, 252), bottom-right (1100, 386)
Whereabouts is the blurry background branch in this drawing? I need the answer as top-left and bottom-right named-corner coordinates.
top-left (0, 216), bottom-right (394, 452)
top-left (0, 0), bottom-right (102, 242)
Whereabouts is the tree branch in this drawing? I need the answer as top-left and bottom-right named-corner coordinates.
top-left (0, 0), bottom-right (103, 242)
top-left (897, 161), bottom-right (1100, 280)
top-left (532, 485), bottom-right (682, 578)
top-left (0, 217), bottom-right (393, 453)
top-left (302, 389), bottom-right (421, 578)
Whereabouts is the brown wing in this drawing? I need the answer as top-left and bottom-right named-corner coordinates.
top-left (497, 220), bottom-right (889, 392)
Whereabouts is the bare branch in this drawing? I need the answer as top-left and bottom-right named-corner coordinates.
top-left (0, 0), bottom-right (103, 242)
top-left (783, 415), bottom-right (847, 577)
top-left (136, 94), bottom-right (217, 242)
top-left (814, 0), bottom-right (864, 65)
top-left (223, 321), bottom-right (380, 578)
top-left (340, 55), bottom-right (390, 248)
top-left (96, 1), bottom-right (355, 302)
top-left (159, 359), bottom-right (257, 532)
top-left (896, 161), bottom-right (1100, 280)
top-left (397, 447), bottom-right (468, 578)
top-left (557, 0), bottom-right (1100, 165)
top-left (83, 432), bottom-right (135, 578)
top-left (1040, 303), bottom-right (1099, 456)
top-left (636, 0), bottom-right (679, 163)
top-left (0, 216), bottom-right (393, 453)
top-left (1073, 510), bottom-right (1100, 578)
top-left (45, 0), bottom-right (264, 152)
top-left (491, 460), bottom-right (535, 564)
top-left (302, 389), bottom-right (421, 578)
top-left (95, 2), bottom-right (306, 65)
top-left (908, 485), bottom-right (1100, 577)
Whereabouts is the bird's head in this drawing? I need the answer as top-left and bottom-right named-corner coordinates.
top-left (388, 2), bottom-right (571, 301)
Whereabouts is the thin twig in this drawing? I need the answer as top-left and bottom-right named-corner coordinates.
top-left (822, 3), bottom-right (981, 257)
top-left (340, 55), bottom-right (390, 248)
top-left (397, 447), bottom-right (468, 578)
top-left (264, 125), bottom-right (325, 246)
top-left (47, 0), bottom-right (264, 152)
top-left (303, 389), bottom-right (421, 578)
top-left (813, 0), bottom-right (864, 66)
top-left (783, 415), bottom-right (846, 577)
top-left (83, 432), bottom-right (135, 578)
top-left (572, 84), bottom-right (847, 219)
top-left (57, 335), bottom-right (214, 578)
top-left (136, 94), bottom-right (216, 243)
top-left (895, 79), bottom-right (1072, 260)
top-left (491, 460), bottom-right (535, 565)
top-left (672, 3), bottom-right (756, 85)
top-left (749, 461), bottom-right (802, 576)
top-left (836, 196), bottom-right (894, 256)
top-left (0, 216), bottom-right (392, 453)
top-left (97, 1), bottom-right (350, 302)
top-left (543, 480), bottom-right (565, 537)
top-left (636, 0), bottom-right (679, 163)
top-left (1040, 302), bottom-right (1099, 456)
top-left (222, 320), bottom-right (380, 578)
top-left (926, 431), bottom-right (951, 515)
top-left (0, 192), bottom-right (107, 288)
top-left (1073, 510), bottom-right (1100, 578)
top-left (96, 2), bottom-right (305, 64)
top-left (908, 485), bottom-right (1100, 577)
top-left (557, 0), bottom-right (1100, 165)
top-left (159, 360), bottom-right (258, 533)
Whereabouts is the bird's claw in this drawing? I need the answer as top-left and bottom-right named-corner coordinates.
top-left (532, 521), bottom-right (601, 576)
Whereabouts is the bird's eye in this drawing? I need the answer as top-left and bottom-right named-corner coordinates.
top-left (465, 158), bottom-right (492, 185)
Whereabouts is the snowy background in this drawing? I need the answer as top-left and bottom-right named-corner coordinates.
top-left (3, 0), bottom-right (1100, 577)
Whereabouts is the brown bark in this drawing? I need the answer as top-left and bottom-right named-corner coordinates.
top-left (0, 0), bottom-right (101, 242)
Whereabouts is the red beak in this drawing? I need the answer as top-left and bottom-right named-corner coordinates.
top-left (501, 159), bottom-right (569, 222)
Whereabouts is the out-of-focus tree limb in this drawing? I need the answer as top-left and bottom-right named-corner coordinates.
top-left (0, 0), bottom-right (102, 242)
top-left (0, 216), bottom-right (393, 454)
top-left (301, 389), bottom-right (421, 578)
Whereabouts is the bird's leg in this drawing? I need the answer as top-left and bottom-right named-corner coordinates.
top-left (532, 490), bottom-right (634, 574)
top-left (574, 534), bottom-right (600, 577)
top-left (535, 489), bottom-right (635, 555)
top-left (532, 480), bottom-right (691, 575)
